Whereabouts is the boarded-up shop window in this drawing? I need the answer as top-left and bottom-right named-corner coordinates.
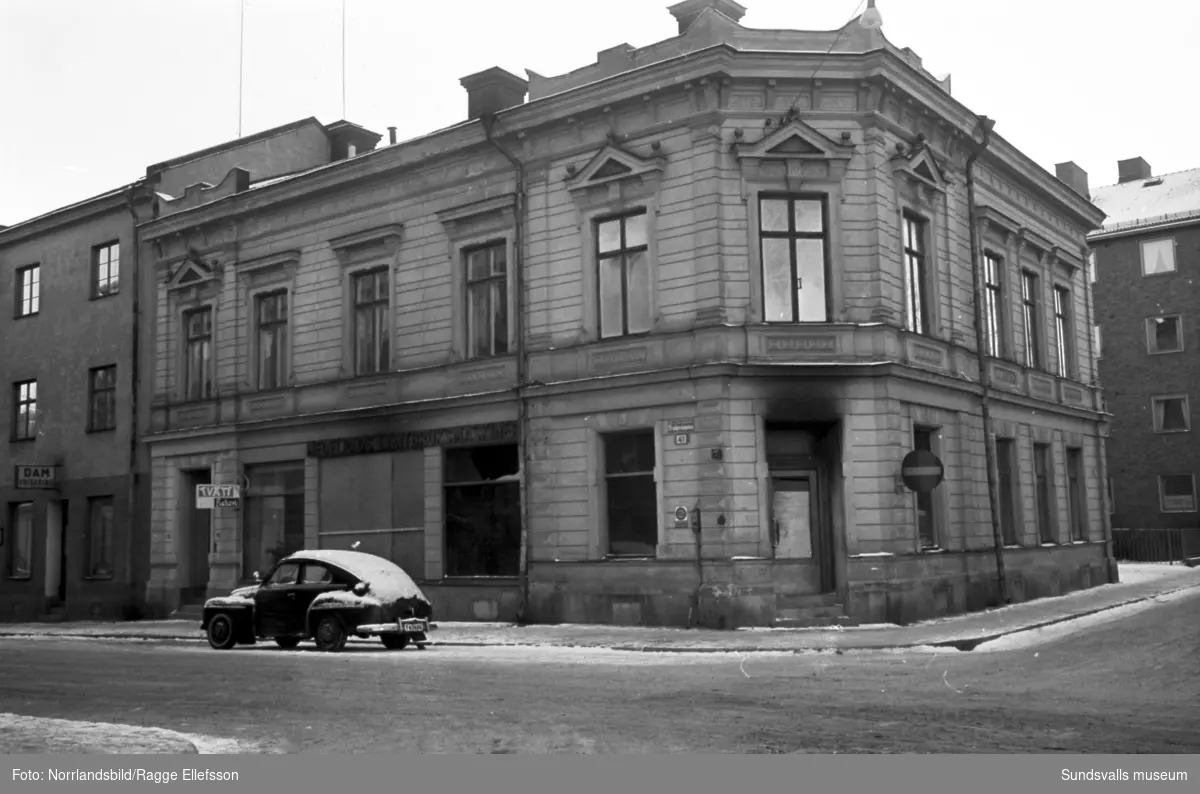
top-left (444, 444), bottom-right (521, 576)
top-left (244, 462), bottom-right (305, 581)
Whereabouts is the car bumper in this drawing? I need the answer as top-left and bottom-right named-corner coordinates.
top-left (356, 620), bottom-right (436, 635)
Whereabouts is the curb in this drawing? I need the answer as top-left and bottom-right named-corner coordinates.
top-left (2, 580), bottom-right (1197, 652)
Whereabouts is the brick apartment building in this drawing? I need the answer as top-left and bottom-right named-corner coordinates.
top-left (0, 184), bottom-right (154, 620)
top-left (1090, 158), bottom-right (1200, 529)
top-left (133, 0), bottom-right (1112, 628)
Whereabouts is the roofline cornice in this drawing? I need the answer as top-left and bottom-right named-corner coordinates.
top-left (0, 184), bottom-right (140, 250)
top-left (1087, 210), bottom-right (1200, 242)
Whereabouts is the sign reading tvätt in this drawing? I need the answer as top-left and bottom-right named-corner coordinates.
top-left (900, 449), bottom-right (945, 493)
top-left (196, 484), bottom-right (241, 509)
top-left (307, 421), bottom-right (519, 459)
top-left (15, 465), bottom-right (60, 489)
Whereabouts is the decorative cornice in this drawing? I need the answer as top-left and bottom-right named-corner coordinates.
top-left (236, 250), bottom-right (302, 277)
top-left (329, 223), bottom-right (404, 259)
top-left (564, 137), bottom-right (667, 194)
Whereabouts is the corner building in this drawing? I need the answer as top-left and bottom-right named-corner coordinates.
top-left (139, 1), bottom-right (1112, 625)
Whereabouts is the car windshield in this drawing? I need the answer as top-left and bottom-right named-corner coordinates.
top-left (268, 562), bottom-right (300, 586)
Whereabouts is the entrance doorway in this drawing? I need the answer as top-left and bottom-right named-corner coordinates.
top-left (765, 424), bottom-right (836, 594)
top-left (44, 500), bottom-right (68, 604)
top-left (180, 469), bottom-right (212, 604)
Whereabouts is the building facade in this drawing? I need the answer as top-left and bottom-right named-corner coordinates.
top-left (0, 186), bottom-right (152, 621)
top-left (1089, 158), bottom-right (1200, 530)
top-left (138, 0), bottom-right (1112, 626)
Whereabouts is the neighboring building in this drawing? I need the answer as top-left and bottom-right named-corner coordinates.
top-left (138, 0), bottom-right (1110, 626)
top-left (1089, 159), bottom-right (1200, 529)
top-left (0, 183), bottom-right (154, 621)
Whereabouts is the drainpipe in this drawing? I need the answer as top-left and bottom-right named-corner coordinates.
top-left (480, 114), bottom-right (530, 624)
top-left (125, 183), bottom-right (144, 616)
top-left (1082, 243), bottom-right (1117, 582)
top-left (964, 116), bottom-right (1009, 605)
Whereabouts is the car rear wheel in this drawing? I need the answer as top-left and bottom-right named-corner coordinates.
top-left (207, 613), bottom-right (237, 650)
top-left (314, 615), bottom-right (347, 652)
top-left (274, 637), bottom-right (301, 649)
top-left (381, 634), bottom-right (409, 650)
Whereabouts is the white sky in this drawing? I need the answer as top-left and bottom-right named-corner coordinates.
top-left (2, 0), bottom-right (1195, 225)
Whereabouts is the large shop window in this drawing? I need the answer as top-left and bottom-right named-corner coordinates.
top-left (759, 195), bottom-right (829, 323)
top-left (603, 430), bottom-right (657, 557)
top-left (243, 462), bottom-right (306, 580)
top-left (1034, 443), bottom-right (1055, 544)
top-left (86, 496), bottom-right (114, 579)
top-left (1066, 448), bottom-right (1087, 542)
top-left (444, 445), bottom-right (521, 577)
top-left (6, 501), bottom-right (33, 579)
top-left (597, 210), bottom-right (652, 339)
top-left (996, 438), bottom-right (1020, 546)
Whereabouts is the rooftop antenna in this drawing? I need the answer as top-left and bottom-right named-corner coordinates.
top-left (341, 0), bottom-right (347, 119)
top-left (238, 0), bottom-right (246, 137)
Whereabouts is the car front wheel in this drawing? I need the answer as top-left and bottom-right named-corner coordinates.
top-left (314, 615), bottom-right (347, 652)
top-left (207, 613), bottom-right (237, 650)
top-left (274, 637), bottom-right (301, 649)
top-left (381, 634), bottom-right (409, 650)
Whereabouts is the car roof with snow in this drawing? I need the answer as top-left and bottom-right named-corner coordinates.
top-left (282, 550), bottom-right (426, 601)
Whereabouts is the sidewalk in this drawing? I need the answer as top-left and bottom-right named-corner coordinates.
top-left (3, 564), bottom-right (1198, 653)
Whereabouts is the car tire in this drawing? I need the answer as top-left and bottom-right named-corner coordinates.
top-left (314, 615), bottom-right (347, 652)
top-left (381, 634), bottom-right (409, 650)
top-left (207, 613), bottom-right (237, 650)
top-left (274, 637), bottom-right (301, 649)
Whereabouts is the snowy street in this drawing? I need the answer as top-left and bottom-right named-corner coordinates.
top-left (1, 584), bottom-right (1197, 753)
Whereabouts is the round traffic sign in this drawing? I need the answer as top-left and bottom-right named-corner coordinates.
top-left (901, 449), bottom-right (944, 493)
top-left (674, 506), bottom-right (689, 522)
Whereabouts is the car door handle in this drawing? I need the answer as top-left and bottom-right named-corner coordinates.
top-left (286, 592), bottom-right (296, 598)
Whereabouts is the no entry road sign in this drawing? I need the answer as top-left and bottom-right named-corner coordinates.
top-left (901, 449), bottom-right (944, 493)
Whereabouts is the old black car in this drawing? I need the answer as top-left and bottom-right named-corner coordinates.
top-left (201, 550), bottom-right (435, 652)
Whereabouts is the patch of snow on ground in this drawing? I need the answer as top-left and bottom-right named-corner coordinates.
top-left (1114, 562), bottom-right (1198, 586)
top-left (0, 713), bottom-right (278, 754)
top-left (974, 587), bottom-right (1198, 653)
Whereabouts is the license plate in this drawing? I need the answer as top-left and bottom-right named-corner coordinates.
top-left (400, 619), bottom-right (426, 633)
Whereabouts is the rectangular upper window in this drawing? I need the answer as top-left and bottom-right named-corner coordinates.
top-left (597, 210), bottom-right (652, 339)
top-left (902, 212), bottom-right (932, 335)
top-left (464, 241), bottom-right (509, 358)
top-left (759, 195), bottom-right (830, 324)
top-left (1021, 270), bottom-right (1041, 370)
top-left (11, 379), bottom-right (37, 441)
top-left (1141, 238), bottom-right (1176, 276)
top-left (88, 365), bottom-right (117, 432)
top-left (15, 264), bottom-right (39, 317)
top-left (92, 241), bottom-right (120, 297)
top-left (1146, 315), bottom-right (1183, 354)
top-left (1053, 285), bottom-right (1075, 378)
top-left (353, 268), bottom-right (389, 375)
top-left (1159, 473), bottom-right (1196, 513)
top-left (1151, 394), bottom-right (1190, 433)
top-left (183, 307), bottom-right (213, 401)
top-left (983, 252), bottom-right (1004, 357)
top-left (256, 291), bottom-right (288, 390)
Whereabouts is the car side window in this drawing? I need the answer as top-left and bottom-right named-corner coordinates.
top-left (300, 563), bottom-right (334, 585)
top-left (268, 563), bottom-right (300, 586)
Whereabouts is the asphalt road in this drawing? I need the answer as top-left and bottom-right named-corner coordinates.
top-left (1, 590), bottom-right (1197, 753)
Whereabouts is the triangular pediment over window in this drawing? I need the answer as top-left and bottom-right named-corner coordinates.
top-left (167, 253), bottom-right (215, 290)
top-left (894, 145), bottom-right (950, 190)
top-left (734, 119), bottom-right (853, 162)
top-left (565, 141), bottom-right (666, 193)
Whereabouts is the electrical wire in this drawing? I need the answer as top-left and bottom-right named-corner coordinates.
top-left (779, 0), bottom-right (868, 116)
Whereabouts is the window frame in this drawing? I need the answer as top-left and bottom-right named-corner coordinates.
top-left (91, 241), bottom-right (120, 299)
top-left (995, 437), bottom-right (1021, 547)
top-left (11, 379), bottom-right (38, 442)
top-left (600, 428), bottom-right (660, 559)
top-left (902, 211), bottom-right (933, 336)
top-left (757, 193), bottom-right (832, 324)
top-left (1052, 283), bottom-right (1075, 378)
top-left (1158, 473), bottom-right (1196, 513)
top-left (6, 501), bottom-right (34, 579)
top-left (87, 364), bottom-right (118, 433)
top-left (1033, 442), bottom-right (1056, 544)
top-left (1106, 476), bottom-right (1114, 514)
top-left (84, 496), bottom-right (115, 579)
top-left (1065, 447), bottom-right (1087, 542)
top-left (1151, 393), bottom-right (1190, 433)
top-left (254, 289), bottom-right (290, 391)
top-left (1093, 324), bottom-right (1102, 359)
top-left (1020, 269), bottom-right (1042, 370)
top-left (912, 424), bottom-right (944, 550)
top-left (1145, 314), bottom-right (1183, 355)
top-left (1087, 251), bottom-right (1096, 284)
top-left (595, 208), bottom-right (653, 339)
top-left (463, 239), bottom-right (511, 358)
top-left (1140, 237), bottom-right (1176, 277)
top-left (983, 251), bottom-right (1004, 358)
top-left (181, 305), bottom-right (214, 402)
top-left (14, 263), bottom-right (40, 318)
top-left (351, 266), bottom-right (391, 376)
top-left (442, 443), bottom-right (522, 578)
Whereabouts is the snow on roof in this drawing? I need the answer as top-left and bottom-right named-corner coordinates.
top-left (1089, 166), bottom-right (1200, 234)
top-left (285, 549), bottom-right (426, 601)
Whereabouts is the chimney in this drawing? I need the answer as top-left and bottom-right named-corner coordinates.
top-left (388, 127), bottom-right (397, 144)
top-left (459, 67), bottom-right (529, 120)
top-left (1117, 157), bottom-right (1152, 184)
top-left (667, 0), bottom-right (746, 34)
top-left (1055, 161), bottom-right (1090, 198)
